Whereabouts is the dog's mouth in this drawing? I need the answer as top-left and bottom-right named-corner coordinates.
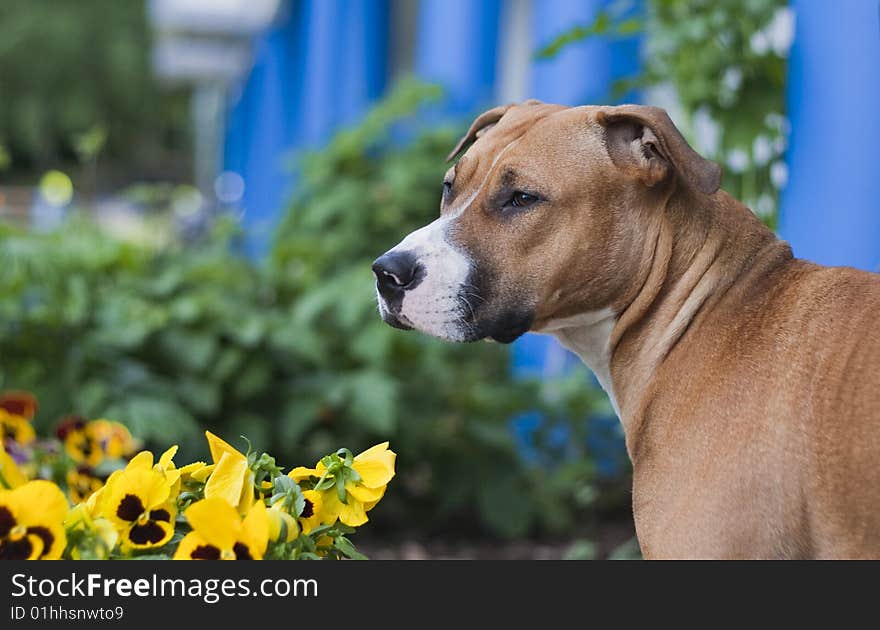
top-left (377, 302), bottom-right (414, 331)
top-left (377, 285), bottom-right (533, 344)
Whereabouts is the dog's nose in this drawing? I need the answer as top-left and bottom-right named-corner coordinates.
top-left (372, 251), bottom-right (421, 298)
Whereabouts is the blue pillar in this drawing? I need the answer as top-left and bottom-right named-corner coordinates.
top-left (225, 0), bottom-right (390, 256)
top-left (778, 0), bottom-right (880, 272)
top-left (415, 0), bottom-right (502, 116)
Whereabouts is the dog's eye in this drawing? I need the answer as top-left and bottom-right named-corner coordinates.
top-left (510, 191), bottom-right (538, 208)
top-left (442, 180), bottom-right (453, 197)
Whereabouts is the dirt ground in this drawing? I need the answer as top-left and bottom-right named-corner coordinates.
top-left (358, 518), bottom-right (639, 560)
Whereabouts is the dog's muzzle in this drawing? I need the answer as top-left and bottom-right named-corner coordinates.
top-left (372, 250), bottom-right (424, 330)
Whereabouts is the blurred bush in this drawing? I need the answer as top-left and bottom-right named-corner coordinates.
top-left (0, 81), bottom-right (622, 540)
top-left (0, 0), bottom-right (189, 179)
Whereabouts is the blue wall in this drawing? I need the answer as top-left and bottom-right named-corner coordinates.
top-left (778, 1), bottom-right (880, 271)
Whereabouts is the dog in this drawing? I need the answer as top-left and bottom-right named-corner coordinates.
top-left (372, 100), bottom-right (880, 559)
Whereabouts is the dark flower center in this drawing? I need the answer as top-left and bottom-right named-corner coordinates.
top-left (128, 522), bottom-right (167, 545)
top-left (116, 494), bottom-right (146, 522)
top-left (301, 498), bottom-right (314, 519)
top-left (0, 506), bottom-right (14, 538)
top-left (0, 536), bottom-right (33, 560)
top-left (150, 509), bottom-right (171, 523)
top-left (233, 542), bottom-right (253, 560)
top-left (191, 544), bottom-right (221, 560)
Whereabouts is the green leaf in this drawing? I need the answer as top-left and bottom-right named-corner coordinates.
top-left (334, 536), bottom-right (368, 560)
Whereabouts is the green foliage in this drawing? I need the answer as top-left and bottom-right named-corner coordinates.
top-left (0, 81), bottom-right (620, 539)
top-left (534, 2), bottom-right (642, 60)
top-left (0, 0), bottom-right (188, 175)
top-left (535, 0), bottom-right (789, 225)
top-left (646, 0), bottom-right (788, 225)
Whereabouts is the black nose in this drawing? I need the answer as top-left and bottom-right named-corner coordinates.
top-left (372, 251), bottom-right (422, 299)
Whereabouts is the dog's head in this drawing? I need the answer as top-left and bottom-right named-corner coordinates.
top-left (373, 101), bottom-right (721, 343)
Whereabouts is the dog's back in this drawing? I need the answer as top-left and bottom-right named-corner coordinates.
top-left (634, 259), bottom-right (880, 558)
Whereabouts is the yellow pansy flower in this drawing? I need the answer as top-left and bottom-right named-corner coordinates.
top-left (0, 408), bottom-right (35, 446)
top-left (0, 441), bottom-right (26, 489)
top-left (100, 463), bottom-right (176, 550)
top-left (203, 432), bottom-right (255, 514)
top-left (57, 417), bottom-right (137, 467)
top-left (290, 442), bottom-right (395, 527)
top-left (88, 419), bottom-right (137, 459)
top-left (174, 498), bottom-right (268, 560)
top-left (66, 466), bottom-right (104, 504)
top-left (0, 480), bottom-right (68, 560)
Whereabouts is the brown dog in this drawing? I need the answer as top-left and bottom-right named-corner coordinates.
top-left (372, 101), bottom-right (880, 559)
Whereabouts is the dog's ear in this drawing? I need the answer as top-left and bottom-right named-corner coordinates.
top-left (446, 104), bottom-right (515, 162)
top-left (596, 105), bottom-right (722, 195)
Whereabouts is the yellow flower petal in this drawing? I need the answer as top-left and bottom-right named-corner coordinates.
top-left (157, 445), bottom-right (178, 470)
top-left (321, 490), bottom-right (368, 527)
top-left (238, 469), bottom-right (256, 513)
top-left (127, 450), bottom-right (154, 470)
top-left (352, 459), bottom-right (394, 489)
top-left (363, 486), bottom-right (387, 512)
top-left (178, 461), bottom-right (207, 476)
top-left (205, 431), bottom-right (246, 465)
top-left (183, 498), bottom-right (241, 550)
top-left (288, 466), bottom-right (322, 482)
top-left (204, 452), bottom-right (247, 509)
top-left (345, 481), bottom-right (384, 504)
top-left (352, 443), bottom-right (396, 488)
top-left (240, 500), bottom-right (269, 559)
top-left (189, 463), bottom-right (214, 483)
top-left (354, 441), bottom-right (390, 460)
top-left (0, 442), bottom-right (26, 489)
top-left (84, 484), bottom-right (106, 518)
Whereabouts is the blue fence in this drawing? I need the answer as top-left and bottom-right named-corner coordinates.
top-left (777, 0), bottom-right (880, 272)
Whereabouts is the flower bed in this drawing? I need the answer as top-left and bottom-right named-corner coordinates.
top-left (0, 391), bottom-right (394, 560)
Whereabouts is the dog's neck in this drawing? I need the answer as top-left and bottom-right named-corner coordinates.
top-left (546, 186), bottom-right (792, 450)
